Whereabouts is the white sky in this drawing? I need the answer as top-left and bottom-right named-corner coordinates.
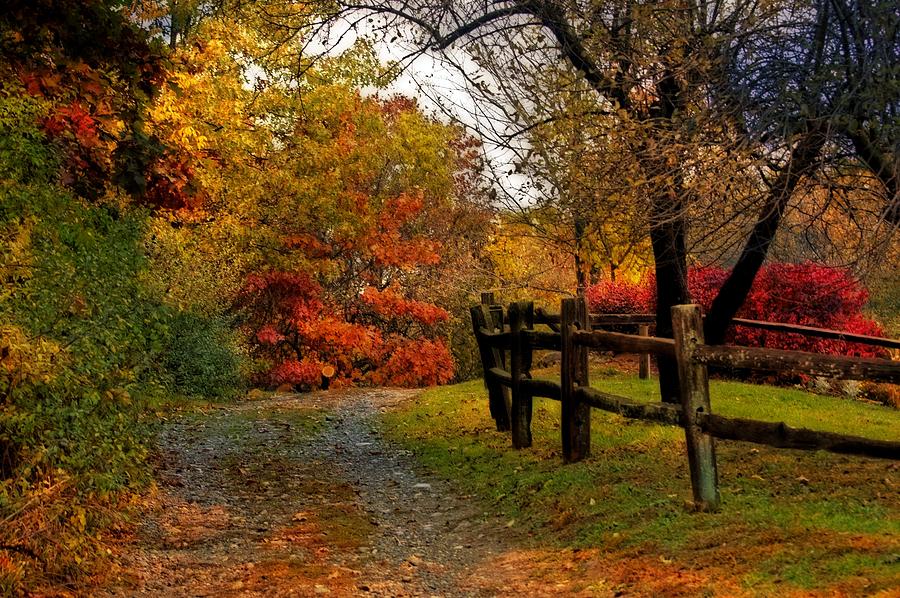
top-left (309, 21), bottom-right (532, 205)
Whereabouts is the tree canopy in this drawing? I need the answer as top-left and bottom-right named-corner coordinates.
top-left (316, 0), bottom-right (899, 399)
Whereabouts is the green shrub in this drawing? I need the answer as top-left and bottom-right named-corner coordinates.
top-left (0, 172), bottom-right (168, 588)
top-left (163, 311), bottom-right (244, 399)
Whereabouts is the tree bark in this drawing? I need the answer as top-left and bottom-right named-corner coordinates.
top-left (704, 131), bottom-right (824, 345)
top-left (649, 207), bottom-right (690, 403)
top-left (846, 128), bottom-right (899, 228)
top-left (573, 216), bottom-right (589, 295)
top-left (574, 253), bottom-right (588, 296)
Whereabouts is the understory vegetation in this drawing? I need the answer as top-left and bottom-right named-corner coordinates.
top-left (587, 264), bottom-right (888, 357)
top-left (381, 371), bottom-right (900, 594)
top-left (0, 79), bottom-right (243, 591)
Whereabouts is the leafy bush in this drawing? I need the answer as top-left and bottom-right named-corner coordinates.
top-left (587, 263), bottom-right (887, 357)
top-left (688, 263), bottom-right (887, 357)
top-left (369, 338), bottom-right (456, 387)
top-left (163, 312), bottom-right (244, 399)
top-left (585, 279), bottom-right (651, 313)
top-left (237, 271), bottom-right (456, 388)
top-left (447, 313), bottom-right (484, 382)
top-left (0, 81), bottom-right (193, 589)
top-left (0, 182), bottom-right (167, 588)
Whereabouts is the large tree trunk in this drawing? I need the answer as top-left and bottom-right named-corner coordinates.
top-left (642, 68), bottom-right (690, 404)
top-left (704, 131), bottom-right (824, 344)
top-left (649, 197), bottom-right (690, 404)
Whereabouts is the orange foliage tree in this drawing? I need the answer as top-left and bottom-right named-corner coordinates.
top-left (235, 88), bottom-right (487, 388)
top-left (0, 0), bottom-right (207, 208)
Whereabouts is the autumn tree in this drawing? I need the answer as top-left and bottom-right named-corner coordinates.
top-left (314, 0), bottom-right (899, 401)
top-left (502, 71), bottom-right (652, 290)
top-left (236, 86), bottom-right (492, 387)
top-left (486, 215), bottom-right (577, 302)
top-left (131, 1), bottom-right (495, 385)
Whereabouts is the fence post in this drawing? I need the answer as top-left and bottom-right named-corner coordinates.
top-left (470, 299), bottom-right (511, 432)
top-left (561, 297), bottom-right (591, 462)
top-left (672, 304), bottom-right (720, 511)
top-left (508, 301), bottom-right (534, 448)
top-left (482, 294), bottom-right (512, 430)
top-left (481, 293), bottom-right (509, 373)
top-left (639, 324), bottom-right (651, 379)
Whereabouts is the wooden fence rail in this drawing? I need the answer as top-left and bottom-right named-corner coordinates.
top-left (470, 294), bottom-right (900, 511)
top-left (534, 310), bottom-right (900, 351)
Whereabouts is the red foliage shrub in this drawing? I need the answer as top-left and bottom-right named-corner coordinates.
top-left (585, 279), bottom-right (652, 314)
top-left (237, 271), bottom-right (455, 388)
top-left (745, 263), bottom-right (869, 324)
top-left (255, 325), bottom-right (284, 345)
top-left (361, 286), bottom-right (449, 326)
top-left (369, 339), bottom-right (455, 387)
top-left (591, 262), bottom-right (886, 357)
top-left (738, 263), bottom-right (885, 357)
top-left (241, 271), bottom-right (322, 316)
top-left (685, 266), bottom-right (731, 312)
top-left (268, 358), bottom-right (323, 387)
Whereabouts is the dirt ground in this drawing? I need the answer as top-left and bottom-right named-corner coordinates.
top-left (98, 389), bottom-right (607, 598)
top-left (76, 339), bottom-right (900, 598)
top-left (92, 385), bottom-right (900, 598)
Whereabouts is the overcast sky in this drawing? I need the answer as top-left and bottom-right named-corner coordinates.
top-left (312, 21), bottom-right (533, 205)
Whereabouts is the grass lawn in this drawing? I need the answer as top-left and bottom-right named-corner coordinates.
top-left (381, 371), bottom-right (900, 596)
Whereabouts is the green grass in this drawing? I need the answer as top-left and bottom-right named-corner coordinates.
top-left (581, 373), bottom-right (899, 441)
top-left (381, 373), bottom-right (900, 595)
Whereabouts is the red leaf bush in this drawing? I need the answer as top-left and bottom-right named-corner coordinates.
top-left (584, 279), bottom-right (652, 314)
top-left (236, 270), bottom-right (455, 389)
top-left (369, 339), bottom-right (455, 387)
top-left (269, 358), bottom-right (324, 387)
top-left (586, 262), bottom-right (886, 357)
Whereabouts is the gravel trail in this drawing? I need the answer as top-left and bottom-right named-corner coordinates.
top-left (101, 389), bottom-right (513, 597)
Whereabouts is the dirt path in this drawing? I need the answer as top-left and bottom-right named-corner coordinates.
top-left (101, 389), bottom-right (523, 597)
top-left (93, 385), bottom-right (900, 598)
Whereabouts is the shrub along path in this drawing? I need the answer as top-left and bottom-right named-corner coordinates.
top-left (98, 389), bottom-right (528, 597)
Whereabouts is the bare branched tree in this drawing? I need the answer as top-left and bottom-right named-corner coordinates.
top-left (298, 0), bottom-right (898, 402)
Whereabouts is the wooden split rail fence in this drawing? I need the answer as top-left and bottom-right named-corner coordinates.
top-left (470, 292), bottom-right (900, 511)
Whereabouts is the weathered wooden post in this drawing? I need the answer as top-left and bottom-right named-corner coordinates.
top-left (639, 324), bottom-right (651, 380)
top-left (560, 297), bottom-right (591, 462)
top-left (481, 294), bottom-right (512, 428)
top-left (482, 292), bottom-right (505, 335)
top-left (470, 295), bottom-right (511, 431)
top-left (508, 301), bottom-right (534, 448)
top-left (672, 304), bottom-right (720, 511)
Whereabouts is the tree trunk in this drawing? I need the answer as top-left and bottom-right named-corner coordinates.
top-left (574, 216), bottom-right (589, 295)
top-left (649, 208), bottom-right (690, 404)
top-left (574, 253), bottom-right (588, 296)
top-left (704, 131), bottom-right (824, 344)
top-left (640, 66), bottom-right (692, 403)
top-left (169, 0), bottom-right (180, 49)
top-left (846, 128), bottom-right (899, 228)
